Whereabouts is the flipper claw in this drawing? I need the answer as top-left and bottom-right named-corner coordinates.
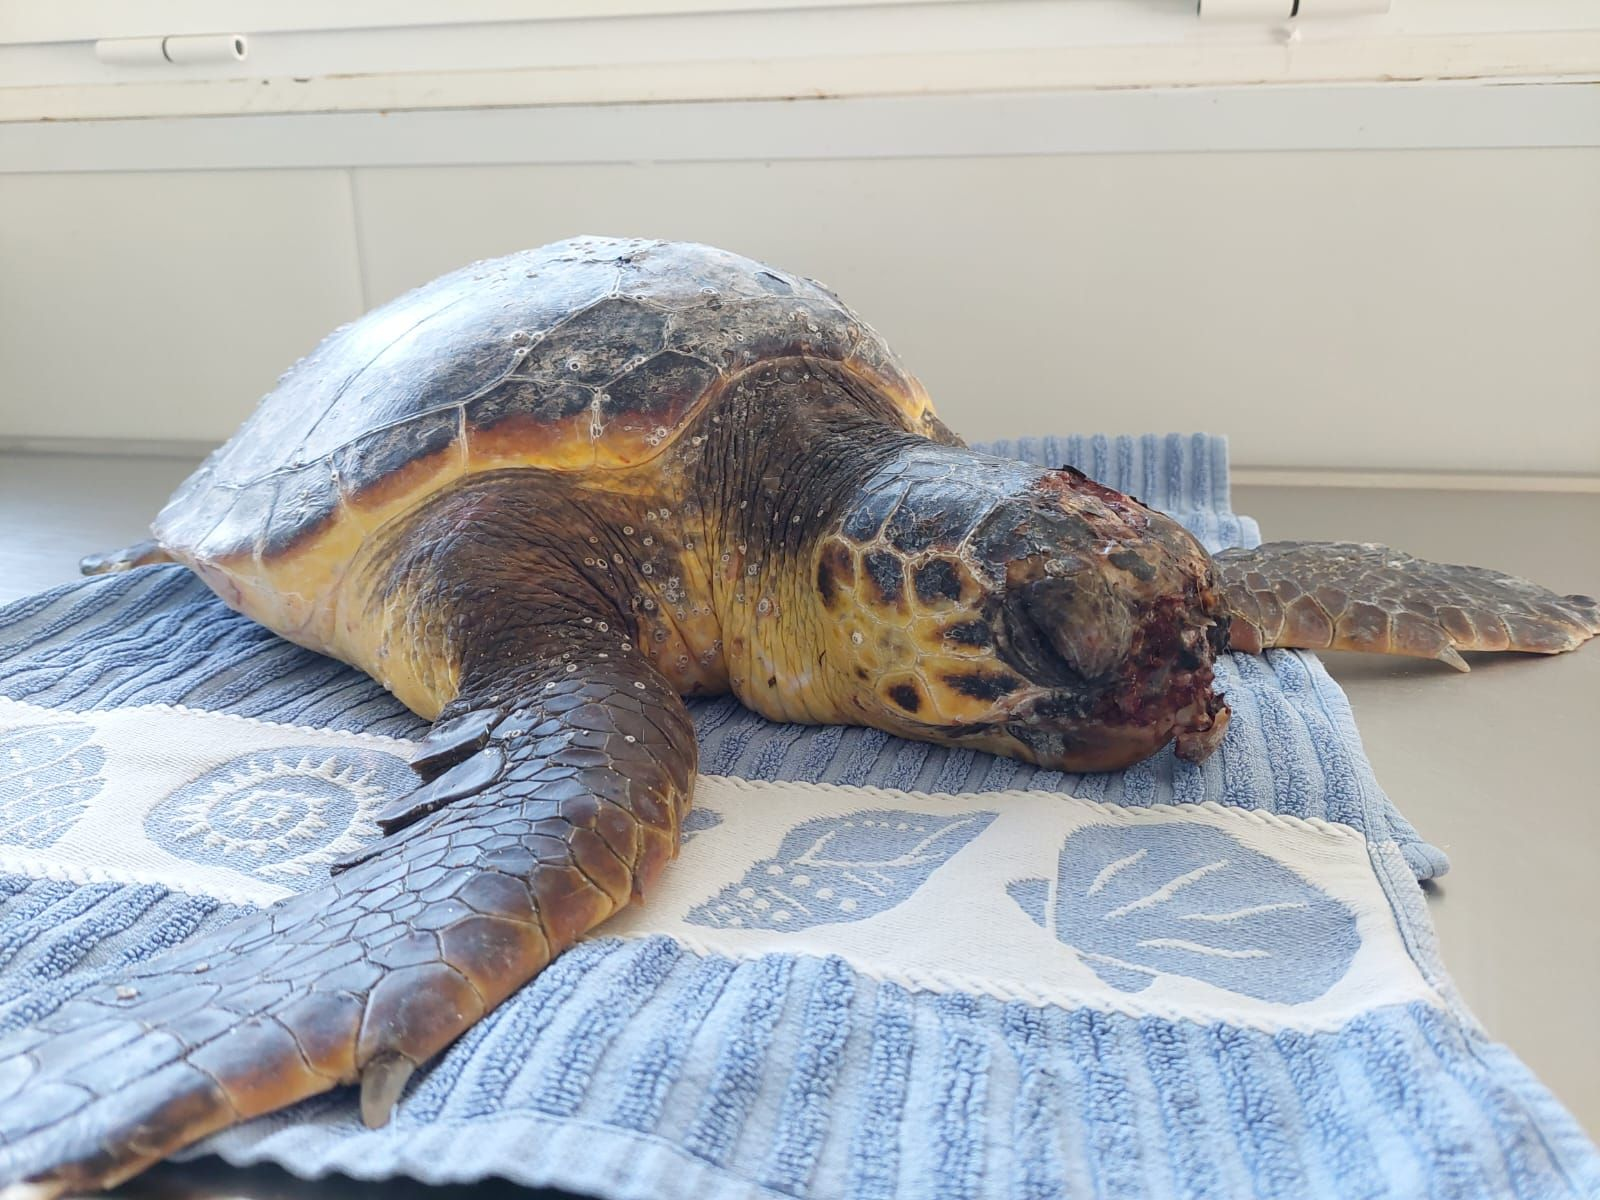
top-left (331, 743), bottom-right (512, 873)
top-left (377, 745), bottom-right (508, 835)
top-left (409, 709), bottom-right (503, 780)
top-left (359, 1054), bottom-right (415, 1129)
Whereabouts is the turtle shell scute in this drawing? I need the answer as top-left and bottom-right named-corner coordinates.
top-left (510, 296), bottom-right (669, 387)
top-left (602, 351), bottom-right (723, 428)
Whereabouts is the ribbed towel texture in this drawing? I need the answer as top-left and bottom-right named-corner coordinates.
top-left (0, 433), bottom-right (1594, 1199)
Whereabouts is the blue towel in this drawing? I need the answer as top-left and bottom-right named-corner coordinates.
top-left (1, 433), bottom-right (1594, 1199)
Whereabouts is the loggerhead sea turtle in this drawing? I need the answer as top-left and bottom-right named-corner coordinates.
top-left (4, 237), bottom-right (1596, 1195)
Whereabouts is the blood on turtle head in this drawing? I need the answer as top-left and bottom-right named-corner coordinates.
top-left (810, 446), bottom-right (1233, 771)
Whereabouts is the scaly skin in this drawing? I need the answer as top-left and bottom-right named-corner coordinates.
top-left (333, 359), bottom-right (952, 724)
top-left (335, 363), bottom-right (1232, 771)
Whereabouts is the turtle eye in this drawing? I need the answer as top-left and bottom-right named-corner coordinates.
top-left (998, 576), bottom-right (1132, 685)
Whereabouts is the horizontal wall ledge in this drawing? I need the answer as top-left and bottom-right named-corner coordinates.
top-left (1231, 467), bottom-right (1600, 494)
top-left (3, 82), bottom-right (1599, 174)
top-left (7, 438), bottom-right (1596, 495)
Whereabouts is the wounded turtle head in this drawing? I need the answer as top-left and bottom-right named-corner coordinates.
top-left (814, 450), bottom-right (1232, 771)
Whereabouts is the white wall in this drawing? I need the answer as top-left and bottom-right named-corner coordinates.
top-left (2, 146), bottom-right (1596, 474)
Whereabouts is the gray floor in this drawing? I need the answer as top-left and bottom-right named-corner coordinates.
top-left (1231, 482), bottom-right (1600, 1140)
top-left (2, 451), bottom-right (1597, 1198)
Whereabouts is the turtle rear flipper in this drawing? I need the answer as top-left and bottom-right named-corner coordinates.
top-left (1216, 541), bottom-right (1600, 670)
top-left (79, 540), bottom-right (172, 576)
top-left (0, 646), bottom-right (693, 1197)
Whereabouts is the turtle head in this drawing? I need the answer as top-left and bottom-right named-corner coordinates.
top-left (816, 451), bottom-right (1232, 771)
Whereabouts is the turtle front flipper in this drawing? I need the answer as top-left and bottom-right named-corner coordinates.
top-left (1216, 541), bottom-right (1600, 670)
top-left (0, 645), bottom-right (694, 1197)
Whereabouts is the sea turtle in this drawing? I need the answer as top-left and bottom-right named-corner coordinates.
top-left (5, 237), bottom-right (1596, 1195)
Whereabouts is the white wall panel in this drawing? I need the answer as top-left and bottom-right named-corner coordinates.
top-left (350, 149), bottom-right (1600, 475)
top-left (0, 170), bottom-right (365, 443)
top-left (1, 149), bottom-right (1595, 473)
